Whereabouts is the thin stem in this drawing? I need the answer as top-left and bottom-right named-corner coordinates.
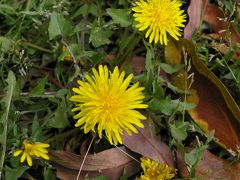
top-left (22, 41), bottom-right (54, 54)
top-left (113, 144), bottom-right (140, 163)
top-left (76, 136), bottom-right (95, 180)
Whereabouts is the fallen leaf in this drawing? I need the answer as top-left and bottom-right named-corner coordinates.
top-left (204, 3), bottom-right (240, 43)
top-left (177, 149), bottom-right (240, 179)
top-left (177, 39), bottom-right (240, 150)
top-left (184, 0), bottom-right (203, 39)
top-left (122, 120), bottom-right (174, 168)
top-left (211, 42), bottom-right (240, 60)
top-left (50, 146), bottom-right (140, 180)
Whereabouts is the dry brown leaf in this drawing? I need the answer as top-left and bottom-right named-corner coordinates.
top-left (177, 149), bottom-right (240, 179)
top-left (122, 120), bottom-right (174, 168)
top-left (211, 42), bottom-right (240, 60)
top-left (179, 39), bottom-right (240, 150)
top-left (204, 3), bottom-right (240, 43)
top-left (184, 0), bottom-right (203, 39)
top-left (50, 146), bottom-right (140, 180)
top-left (165, 39), bottom-right (240, 150)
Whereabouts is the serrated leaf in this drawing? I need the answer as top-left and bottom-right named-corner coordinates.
top-left (89, 25), bottom-right (112, 47)
top-left (149, 98), bottom-right (196, 116)
top-left (48, 12), bottom-right (72, 40)
top-left (106, 8), bottom-right (132, 27)
top-left (48, 97), bottom-right (69, 129)
top-left (170, 121), bottom-right (189, 141)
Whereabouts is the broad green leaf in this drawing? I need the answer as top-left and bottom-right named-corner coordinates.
top-left (170, 121), bottom-right (189, 141)
top-left (106, 8), bottom-right (132, 27)
top-left (48, 12), bottom-right (72, 40)
top-left (48, 91), bottom-right (69, 129)
top-left (5, 166), bottom-right (29, 180)
top-left (184, 147), bottom-right (205, 168)
top-left (89, 25), bottom-right (112, 47)
top-left (149, 98), bottom-right (195, 116)
top-left (48, 102), bottom-right (69, 129)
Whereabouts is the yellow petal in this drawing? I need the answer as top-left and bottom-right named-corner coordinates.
top-left (13, 150), bottom-right (23, 157)
top-left (26, 154), bottom-right (33, 166)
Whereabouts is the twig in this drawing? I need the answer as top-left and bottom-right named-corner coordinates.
top-left (0, 91), bottom-right (56, 98)
top-left (22, 41), bottom-right (54, 54)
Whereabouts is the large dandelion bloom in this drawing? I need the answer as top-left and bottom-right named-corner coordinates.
top-left (70, 65), bottom-right (148, 145)
top-left (138, 157), bottom-right (175, 180)
top-left (132, 0), bottom-right (186, 45)
top-left (13, 140), bottom-right (50, 166)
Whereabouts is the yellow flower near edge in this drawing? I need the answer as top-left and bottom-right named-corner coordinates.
top-left (70, 65), bottom-right (148, 145)
top-left (138, 157), bottom-right (175, 180)
top-left (132, 0), bottom-right (186, 45)
top-left (62, 46), bottom-right (73, 61)
top-left (13, 140), bottom-right (50, 166)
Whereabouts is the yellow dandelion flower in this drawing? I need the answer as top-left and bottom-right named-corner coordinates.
top-left (70, 65), bottom-right (148, 145)
top-left (132, 0), bottom-right (186, 45)
top-left (138, 157), bottom-right (175, 180)
top-left (13, 140), bottom-right (50, 166)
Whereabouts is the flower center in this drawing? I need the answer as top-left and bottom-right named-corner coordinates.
top-left (151, 6), bottom-right (170, 26)
top-left (24, 143), bottom-right (33, 153)
top-left (101, 95), bottom-right (119, 112)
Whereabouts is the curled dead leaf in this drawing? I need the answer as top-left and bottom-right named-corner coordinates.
top-left (204, 3), bottom-right (240, 43)
top-left (50, 146), bottom-right (140, 180)
top-left (184, 0), bottom-right (203, 39)
top-left (177, 39), bottom-right (240, 150)
top-left (164, 38), bottom-right (240, 150)
top-left (122, 120), bottom-right (174, 168)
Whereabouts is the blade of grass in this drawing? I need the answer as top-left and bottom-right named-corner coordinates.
top-left (0, 71), bottom-right (16, 179)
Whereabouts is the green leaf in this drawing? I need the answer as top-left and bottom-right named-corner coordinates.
top-left (149, 98), bottom-right (196, 115)
top-left (152, 80), bottom-right (165, 99)
top-left (89, 24), bottom-right (112, 47)
top-left (160, 63), bottom-right (185, 74)
top-left (71, 3), bottom-right (89, 18)
top-left (144, 43), bottom-right (154, 92)
top-left (0, 37), bottom-right (13, 52)
top-left (0, 71), bottom-right (16, 178)
top-left (106, 8), bottom-right (132, 27)
top-left (43, 167), bottom-right (56, 180)
top-left (48, 12), bottom-right (72, 40)
top-left (48, 91), bottom-right (69, 129)
top-left (184, 146), bottom-right (206, 168)
top-left (5, 166), bottom-right (29, 180)
top-left (170, 121), bottom-right (189, 141)
top-left (29, 77), bottom-right (48, 95)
